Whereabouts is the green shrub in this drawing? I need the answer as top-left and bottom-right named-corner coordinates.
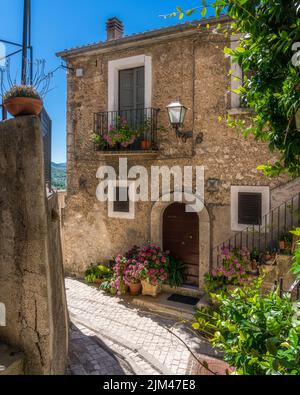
top-left (85, 264), bottom-right (113, 284)
top-left (193, 278), bottom-right (300, 375)
top-left (168, 256), bottom-right (185, 288)
top-left (290, 228), bottom-right (300, 280)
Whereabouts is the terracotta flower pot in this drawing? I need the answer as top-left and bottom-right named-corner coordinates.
top-left (4, 97), bottom-right (43, 117)
top-left (279, 240), bottom-right (285, 250)
top-left (129, 282), bottom-right (142, 296)
top-left (141, 280), bottom-right (162, 297)
top-left (140, 140), bottom-right (151, 150)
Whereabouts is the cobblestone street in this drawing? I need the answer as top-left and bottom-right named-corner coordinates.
top-left (66, 278), bottom-right (227, 376)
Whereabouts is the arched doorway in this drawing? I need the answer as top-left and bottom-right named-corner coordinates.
top-left (163, 203), bottom-right (200, 286)
top-left (150, 192), bottom-right (210, 290)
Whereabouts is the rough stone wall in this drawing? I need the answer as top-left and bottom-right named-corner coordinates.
top-left (0, 116), bottom-right (68, 375)
top-left (62, 28), bottom-right (294, 277)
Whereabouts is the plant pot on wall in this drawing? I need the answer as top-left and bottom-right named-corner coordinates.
top-left (140, 140), bottom-right (152, 150)
top-left (279, 240), bottom-right (285, 250)
top-left (141, 280), bottom-right (162, 297)
top-left (4, 97), bottom-right (43, 117)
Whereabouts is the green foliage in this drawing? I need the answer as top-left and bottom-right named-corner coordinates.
top-left (193, 278), bottom-right (300, 375)
top-left (85, 264), bottom-right (113, 284)
top-left (99, 280), bottom-right (117, 295)
top-left (290, 228), bottom-right (300, 280)
top-left (168, 256), bottom-right (186, 287)
top-left (92, 133), bottom-right (107, 150)
top-left (51, 162), bottom-right (66, 190)
top-left (172, 1), bottom-right (300, 176)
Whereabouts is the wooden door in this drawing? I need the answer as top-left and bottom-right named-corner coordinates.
top-left (163, 203), bottom-right (199, 286)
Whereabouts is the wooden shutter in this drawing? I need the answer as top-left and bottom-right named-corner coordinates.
top-left (119, 67), bottom-right (145, 111)
top-left (113, 187), bottom-right (130, 213)
top-left (119, 69), bottom-right (134, 111)
top-left (238, 192), bottom-right (262, 225)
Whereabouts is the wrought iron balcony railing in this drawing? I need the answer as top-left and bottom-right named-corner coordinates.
top-left (94, 107), bottom-right (159, 151)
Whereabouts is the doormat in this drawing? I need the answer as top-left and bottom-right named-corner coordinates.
top-left (167, 294), bottom-right (200, 306)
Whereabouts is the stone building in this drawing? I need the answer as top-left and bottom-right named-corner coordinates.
top-left (57, 16), bottom-right (299, 289)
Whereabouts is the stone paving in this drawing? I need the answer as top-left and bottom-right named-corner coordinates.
top-left (66, 278), bottom-right (222, 376)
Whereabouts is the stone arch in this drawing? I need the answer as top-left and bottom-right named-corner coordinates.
top-left (150, 192), bottom-right (210, 289)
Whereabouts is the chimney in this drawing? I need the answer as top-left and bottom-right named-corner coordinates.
top-left (106, 17), bottom-right (124, 41)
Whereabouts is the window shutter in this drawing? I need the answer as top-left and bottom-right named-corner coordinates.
top-left (119, 69), bottom-right (134, 111)
top-left (113, 187), bottom-right (130, 213)
top-left (238, 192), bottom-right (262, 225)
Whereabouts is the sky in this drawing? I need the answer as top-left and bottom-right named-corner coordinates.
top-left (0, 0), bottom-right (208, 163)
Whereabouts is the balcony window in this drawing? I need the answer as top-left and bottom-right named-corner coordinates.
top-left (93, 107), bottom-right (159, 151)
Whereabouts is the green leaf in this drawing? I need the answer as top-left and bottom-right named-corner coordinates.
top-left (186, 8), bottom-right (196, 16)
top-left (179, 12), bottom-right (184, 20)
top-left (201, 7), bottom-right (207, 17)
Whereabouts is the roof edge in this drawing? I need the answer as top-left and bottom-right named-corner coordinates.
top-left (56, 15), bottom-right (230, 60)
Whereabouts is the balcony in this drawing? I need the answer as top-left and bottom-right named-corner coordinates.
top-left (93, 108), bottom-right (159, 152)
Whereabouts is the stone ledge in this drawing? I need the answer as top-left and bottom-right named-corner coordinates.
top-left (95, 150), bottom-right (159, 158)
top-left (227, 108), bottom-right (252, 115)
top-left (0, 343), bottom-right (25, 376)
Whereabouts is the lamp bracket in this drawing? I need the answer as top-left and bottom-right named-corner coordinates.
top-left (174, 126), bottom-right (193, 143)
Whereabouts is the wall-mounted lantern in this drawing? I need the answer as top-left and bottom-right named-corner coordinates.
top-left (166, 100), bottom-right (193, 143)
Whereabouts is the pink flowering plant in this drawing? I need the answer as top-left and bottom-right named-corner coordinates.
top-left (103, 116), bottom-right (138, 148)
top-left (205, 247), bottom-right (250, 294)
top-left (137, 243), bottom-right (169, 286)
top-left (123, 259), bottom-right (144, 285)
top-left (113, 255), bottom-right (128, 295)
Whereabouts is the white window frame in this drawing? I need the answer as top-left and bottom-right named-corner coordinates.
top-left (108, 55), bottom-right (152, 112)
top-left (108, 180), bottom-right (135, 220)
top-left (231, 186), bottom-right (270, 232)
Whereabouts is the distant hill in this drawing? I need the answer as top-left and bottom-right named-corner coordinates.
top-left (51, 162), bottom-right (66, 190)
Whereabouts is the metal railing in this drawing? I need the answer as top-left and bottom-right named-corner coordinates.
top-left (214, 192), bottom-right (300, 266)
top-left (274, 278), bottom-right (300, 302)
top-left (94, 107), bottom-right (159, 151)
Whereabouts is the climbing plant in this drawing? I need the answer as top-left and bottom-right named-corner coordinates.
top-left (167, 1), bottom-right (300, 177)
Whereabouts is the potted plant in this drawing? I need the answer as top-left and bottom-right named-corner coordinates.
top-left (3, 85), bottom-right (43, 117)
top-left (92, 133), bottom-right (107, 150)
top-left (137, 243), bottom-right (169, 297)
top-left (124, 259), bottom-right (144, 296)
top-left (85, 264), bottom-right (114, 285)
top-left (279, 234), bottom-right (286, 251)
top-left (113, 255), bottom-right (129, 295)
top-left (140, 140), bottom-right (152, 150)
top-left (104, 117), bottom-right (138, 149)
top-left (168, 256), bottom-right (186, 288)
top-left (139, 118), bottom-right (152, 150)
top-left (279, 233), bottom-right (292, 252)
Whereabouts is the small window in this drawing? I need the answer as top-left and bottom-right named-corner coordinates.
top-left (238, 192), bottom-right (262, 225)
top-left (113, 187), bottom-right (130, 213)
top-left (108, 181), bottom-right (135, 219)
